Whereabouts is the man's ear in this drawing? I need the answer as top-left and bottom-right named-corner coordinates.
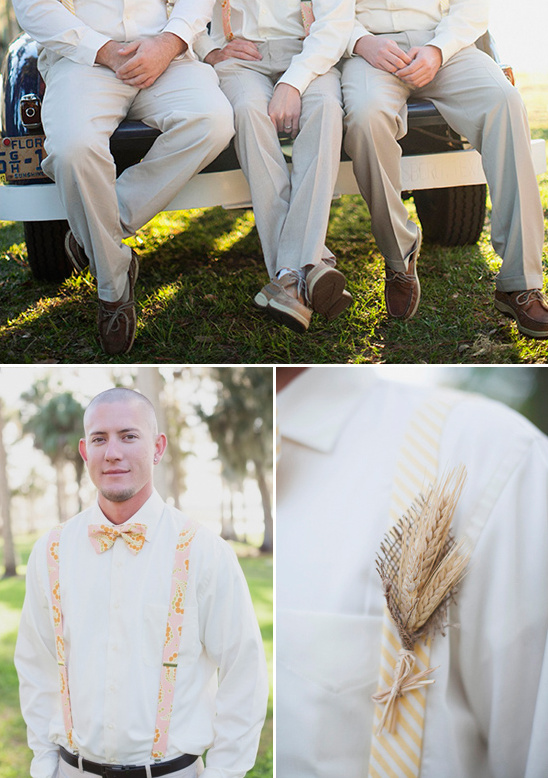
top-left (79, 438), bottom-right (88, 463)
top-left (153, 433), bottom-right (168, 463)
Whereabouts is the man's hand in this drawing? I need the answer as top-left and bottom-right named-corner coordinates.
top-left (354, 35), bottom-right (412, 73)
top-left (95, 40), bottom-right (135, 72)
top-left (114, 33), bottom-right (187, 88)
top-left (205, 38), bottom-right (262, 66)
top-left (395, 45), bottom-right (442, 88)
top-left (268, 83), bottom-right (301, 139)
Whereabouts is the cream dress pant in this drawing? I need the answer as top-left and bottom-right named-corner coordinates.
top-left (214, 39), bottom-right (343, 278)
top-left (39, 53), bottom-right (234, 301)
top-left (342, 32), bottom-right (545, 291)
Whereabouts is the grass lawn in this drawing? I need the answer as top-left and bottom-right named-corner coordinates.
top-left (0, 73), bottom-right (546, 363)
top-left (0, 536), bottom-right (273, 778)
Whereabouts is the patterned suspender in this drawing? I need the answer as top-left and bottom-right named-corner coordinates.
top-left (151, 524), bottom-right (197, 761)
top-left (221, 0), bottom-right (314, 41)
top-left (47, 527), bottom-right (76, 751)
top-left (46, 521), bottom-right (197, 760)
top-left (368, 392), bottom-right (459, 778)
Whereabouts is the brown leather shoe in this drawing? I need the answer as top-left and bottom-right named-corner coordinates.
top-left (97, 251), bottom-right (139, 355)
top-left (384, 235), bottom-right (421, 320)
top-left (64, 230), bottom-right (89, 274)
top-left (494, 289), bottom-right (548, 338)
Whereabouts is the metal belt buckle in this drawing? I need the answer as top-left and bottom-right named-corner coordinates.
top-left (103, 765), bottom-right (139, 778)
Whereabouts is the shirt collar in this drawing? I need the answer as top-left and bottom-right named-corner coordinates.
top-left (277, 366), bottom-right (378, 453)
top-left (89, 489), bottom-right (166, 543)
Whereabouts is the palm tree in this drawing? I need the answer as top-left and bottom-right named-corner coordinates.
top-left (21, 380), bottom-right (86, 522)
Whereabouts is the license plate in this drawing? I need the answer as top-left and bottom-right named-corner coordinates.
top-left (0, 135), bottom-right (49, 182)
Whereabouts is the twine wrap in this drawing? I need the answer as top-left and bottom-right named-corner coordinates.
top-left (372, 649), bottom-right (436, 734)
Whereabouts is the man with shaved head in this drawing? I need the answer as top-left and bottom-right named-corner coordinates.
top-left (15, 388), bottom-right (268, 778)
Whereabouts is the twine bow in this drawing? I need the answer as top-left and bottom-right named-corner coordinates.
top-left (372, 649), bottom-right (436, 734)
top-left (88, 523), bottom-right (147, 555)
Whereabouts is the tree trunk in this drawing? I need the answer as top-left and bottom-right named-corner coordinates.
top-left (0, 400), bottom-right (17, 577)
top-left (255, 459), bottom-right (273, 553)
top-left (221, 484), bottom-right (238, 541)
top-left (136, 367), bottom-right (169, 499)
top-left (55, 459), bottom-right (68, 523)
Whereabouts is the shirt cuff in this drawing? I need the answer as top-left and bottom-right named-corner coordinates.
top-left (76, 29), bottom-right (111, 67)
top-left (346, 25), bottom-right (371, 58)
top-left (193, 34), bottom-right (218, 62)
top-left (163, 19), bottom-right (197, 58)
top-left (276, 63), bottom-right (314, 96)
top-left (427, 33), bottom-right (460, 64)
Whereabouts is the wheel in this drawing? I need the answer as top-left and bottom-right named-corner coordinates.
top-left (413, 184), bottom-right (487, 246)
top-left (23, 219), bottom-right (71, 280)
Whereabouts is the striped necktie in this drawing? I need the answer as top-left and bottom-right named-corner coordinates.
top-left (59, 0), bottom-right (75, 14)
top-left (368, 393), bottom-right (458, 778)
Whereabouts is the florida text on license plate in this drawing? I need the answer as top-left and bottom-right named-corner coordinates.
top-left (0, 136), bottom-right (49, 182)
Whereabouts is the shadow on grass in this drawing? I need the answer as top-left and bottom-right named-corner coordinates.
top-left (0, 196), bottom-right (547, 363)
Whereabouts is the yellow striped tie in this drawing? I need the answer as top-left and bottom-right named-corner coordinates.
top-left (368, 393), bottom-right (457, 778)
top-left (59, 0), bottom-right (75, 14)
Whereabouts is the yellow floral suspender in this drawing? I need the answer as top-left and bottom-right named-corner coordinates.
top-left (221, 0), bottom-right (314, 41)
top-left (47, 522), bottom-right (197, 760)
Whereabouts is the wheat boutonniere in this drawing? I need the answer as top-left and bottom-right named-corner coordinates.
top-left (372, 464), bottom-right (470, 733)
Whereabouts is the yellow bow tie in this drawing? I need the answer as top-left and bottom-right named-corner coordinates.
top-left (88, 523), bottom-right (147, 555)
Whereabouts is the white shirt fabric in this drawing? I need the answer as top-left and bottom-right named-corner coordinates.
top-left (193, 0), bottom-right (354, 95)
top-left (276, 366), bottom-right (548, 778)
top-left (15, 490), bottom-right (268, 778)
top-left (349, 0), bottom-right (489, 63)
top-left (11, 0), bottom-right (213, 67)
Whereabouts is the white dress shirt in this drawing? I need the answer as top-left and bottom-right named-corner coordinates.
top-left (15, 490), bottom-right (268, 778)
top-left (349, 0), bottom-right (489, 63)
top-left (193, 0), bottom-right (354, 95)
top-left (277, 366), bottom-right (548, 778)
top-left (11, 0), bottom-right (213, 66)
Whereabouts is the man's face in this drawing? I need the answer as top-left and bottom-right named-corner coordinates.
top-left (79, 399), bottom-right (164, 505)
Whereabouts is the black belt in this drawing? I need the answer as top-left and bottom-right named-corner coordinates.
top-left (60, 747), bottom-right (198, 778)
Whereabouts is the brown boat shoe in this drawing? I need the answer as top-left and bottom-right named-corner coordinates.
top-left (494, 289), bottom-right (548, 339)
top-left (97, 250), bottom-right (139, 355)
top-left (384, 233), bottom-right (421, 321)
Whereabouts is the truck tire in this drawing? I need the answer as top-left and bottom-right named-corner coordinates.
top-left (413, 184), bottom-right (487, 246)
top-left (23, 219), bottom-right (72, 281)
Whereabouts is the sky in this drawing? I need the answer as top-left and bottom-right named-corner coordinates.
top-left (490, 0), bottom-right (548, 72)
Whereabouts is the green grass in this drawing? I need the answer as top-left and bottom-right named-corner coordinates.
top-left (0, 74), bottom-right (547, 363)
top-left (0, 537), bottom-right (273, 778)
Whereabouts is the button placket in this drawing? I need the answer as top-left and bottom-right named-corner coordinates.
top-left (103, 541), bottom-right (125, 760)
